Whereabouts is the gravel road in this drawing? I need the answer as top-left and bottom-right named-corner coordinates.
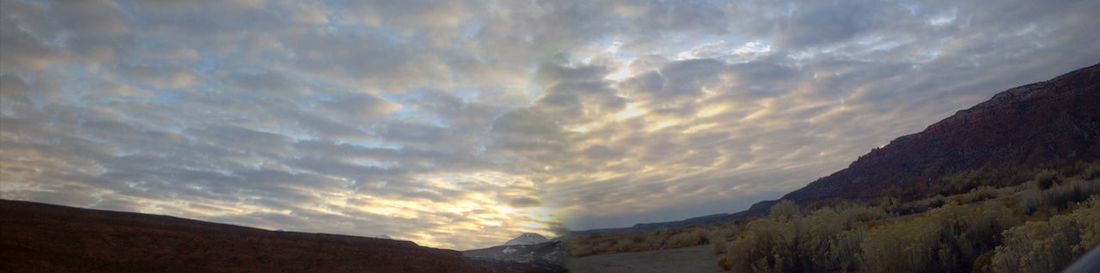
top-left (566, 245), bottom-right (725, 273)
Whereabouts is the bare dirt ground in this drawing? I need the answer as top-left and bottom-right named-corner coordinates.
top-left (566, 245), bottom-right (725, 273)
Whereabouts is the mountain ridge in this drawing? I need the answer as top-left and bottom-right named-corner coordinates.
top-left (782, 62), bottom-right (1100, 203)
top-left (504, 232), bottom-right (550, 246)
top-left (571, 62), bottom-right (1100, 234)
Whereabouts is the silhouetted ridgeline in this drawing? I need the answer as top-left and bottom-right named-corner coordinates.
top-left (0, 199), bottom-right (543, 273)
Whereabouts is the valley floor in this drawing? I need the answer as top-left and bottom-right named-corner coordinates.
top-left (566, 245), bottom-right (724, 273)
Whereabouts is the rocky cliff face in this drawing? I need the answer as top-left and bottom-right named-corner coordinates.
top-left (0, 200), bottom-right (520, 273)
top-left (783, 63), bottom-right (1100, 203)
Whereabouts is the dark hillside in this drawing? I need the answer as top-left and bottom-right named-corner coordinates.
top-left (784, 63), bottom-right (1100, 203)
top-left (570, 63), bottom-right (1100, 235)
top-left (0, 199), bottom-right (530, 273)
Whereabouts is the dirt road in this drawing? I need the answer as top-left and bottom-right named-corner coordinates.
top-left (566, 245), bottom-right (725, 273)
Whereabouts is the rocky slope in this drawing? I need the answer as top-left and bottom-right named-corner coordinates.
top-left (571, 62), bottom-right (1100, 234)
top-left (783, 63), bottom-right (1100, 203)
top-left (0, 199), bottom-right (524, 273)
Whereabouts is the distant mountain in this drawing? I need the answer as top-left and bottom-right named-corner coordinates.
top-left (463, 240), bottom-right (566, 273)
top-left (461, 233), bottom-right (566, 272)
top-left (0, 199), bottom-right (538, 273)
top-left (570, 213), bottom-right (730, 235)
top-left (504, 233), bottom-right (549, 246)
top-left (572, 62), bottom-right (1100, 234)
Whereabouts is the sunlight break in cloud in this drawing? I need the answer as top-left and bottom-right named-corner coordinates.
top-left (2, 0), bottom-right (1099, 248)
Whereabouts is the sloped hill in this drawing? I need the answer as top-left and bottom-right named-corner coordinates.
top-left (0, 199), bottom-right (521, 273)
top-left (783, 63), bottom-right (1100, 203)
top-left (569, 63), bottom-right (1100, 235)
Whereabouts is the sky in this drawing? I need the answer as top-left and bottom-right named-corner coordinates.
top-left (1, 0), bottom-right (1099, 250)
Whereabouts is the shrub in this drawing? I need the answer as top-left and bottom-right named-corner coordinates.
top-left (972, 250), bottom-right (996, 273)
top-left (1033, 169), bottom-right (1061, 190)
top-left (992, 197), bottom-right (1100, 273)
top-left (709, 228), bottom-right (735, 254)
top-left (712, 237), bottom-right (728, 254)
top-left (952, 186), bottom-right (999, 204)
top-left (834, 204), bottom-right (889, 223)
top-left (1084, 162), bottom-right (1100, 180)
top-left (940, 169), bottom-right (994, 194)
top-left (861, 202), bottom-right (1019, 273)
top-left (799, 205), bottom-right (880, 272)
top-left (725, 204), bottom-right (880, 273)
top-left (889, 194), bottom-right (946, 215)
top-left (861, 215), bottom-right (940, 273)
top-left (725, 218), bottom-right (800, 273)
top-left (769, 200), bottom-right (801, 221)
top-left (1018, 188), bottom-right (1043, 214)
top-left (567, 243), bottom-right (594, 256)
top-left (665, 229), bottom-right (708, 248)
top-left (1039, 178), bottom-right (1100, 210)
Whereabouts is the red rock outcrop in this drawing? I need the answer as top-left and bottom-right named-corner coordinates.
top-left (783, 63), bottom-right (1100, 203)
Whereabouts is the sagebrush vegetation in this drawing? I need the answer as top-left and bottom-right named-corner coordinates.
top-left (567, 161), bottom-right (1100, 273)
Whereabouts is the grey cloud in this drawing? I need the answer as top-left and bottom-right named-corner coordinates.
top-left (315, 93), bottom-right (399, 120)
top-left (490, 109), bottom-right (567, 155)
top-left (276, 29), bottom-right (450, 90)
top-left (222, 71), bottom-right (310, 97)
top-left (775, 1), bottom-right (886, 49)
top-left (3, 0), bottom-right (1099, 249)
top-left (0, 6), bottom-right (57, 72)
top-left (0, 74), bottom-right (33, 103)
top-left (116, 63), bottom-right (197, 89)
top-left (508, 196), bottom-right (543, 208)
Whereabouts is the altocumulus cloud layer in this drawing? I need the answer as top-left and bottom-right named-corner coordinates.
top-left (1, 0), bottom-right (1098, 249)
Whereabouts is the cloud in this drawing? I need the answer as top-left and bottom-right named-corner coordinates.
top-left (2, 0), bottom-right (1099, 248)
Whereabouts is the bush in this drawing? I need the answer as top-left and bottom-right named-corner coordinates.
top-left (1084, 162), bottom-right (1100, 180)
top-left (1017, 178), bottom-right (1100, 215)
top-left (712, 238), bottom-right (728, 254)
top-left (725, 218), bottom-right (800, 273)
top-left (992, 197), bottom-right (1100, 273)
top-left (861, 202), bottom-right (1019, 273)
top-left (769, 200), bottom-right (801, 221)
top-left (972, 250), bottom-right (996, 273)
top-left (1033, 170), bottom-right (1061, 190)
top-left (940, 169), bottom-right (995, 194)
top-left (952, 186), bottom-right (999, 204)
top-left (1018, 188), bottom-right (1043, 214)
top-left (709, 228), bottom-right (735, 254)
top-left (1040, 178), bottom-right (1100, 210)
top-left (800, 206), bottom-right (880, 272)
top-left (861, 216), bottom-right (940, 273)
top-left (889, 194), bottom-right (946, 215)
top-left (567, 226), bottom-right (723, 256)
top-left (665, 229), bottom-right (707, 249)
top-left (725, 204), bottom-right (881, 273)
top-left (567, 242), bottom-right (594, 256)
